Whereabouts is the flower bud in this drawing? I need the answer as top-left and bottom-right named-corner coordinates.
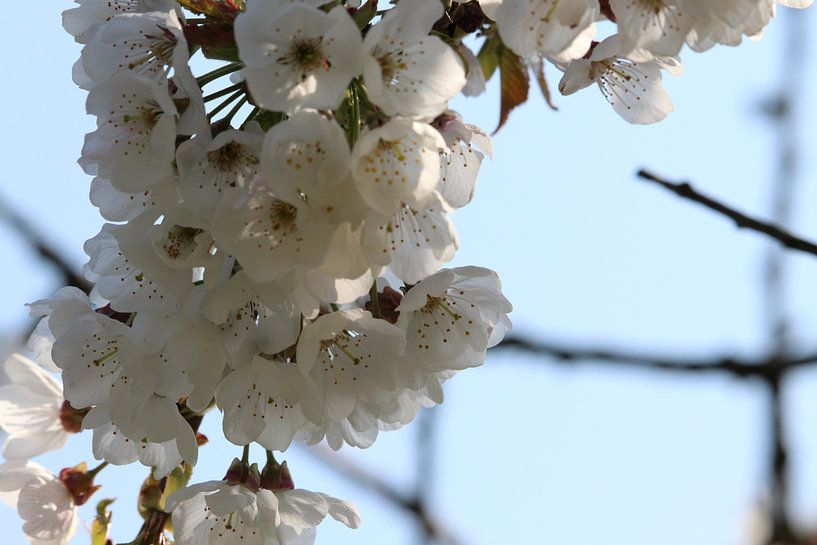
top-left (222, 457), bottom-right (249, 485)
top-left (59, 462), bottom-right (101, 506)
top-left (260, 460), bottom-right (295, 491)
top-left (59, 400), bottom-right (89, 433)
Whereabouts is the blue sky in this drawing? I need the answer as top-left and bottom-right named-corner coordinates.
top-left (2, 4), bottom-right (817, 545)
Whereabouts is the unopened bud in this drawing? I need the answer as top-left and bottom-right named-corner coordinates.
top-left (245, 463), bottom-right (261, 492)
top-left (59, 463), bottom-right (101, 506)
top-left (223, 457), bottom-right (249, 485)
top-left (138, 478), bottom-right (164, 519)
top-left (365, 286), bottom-right (403, 324)
top-left (260, 460), bottom-right (295, 491)
top-left (59, 400), bottom-right (89, 433)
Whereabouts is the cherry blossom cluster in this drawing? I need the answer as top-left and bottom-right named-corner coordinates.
top-left (0, 0), bottom-right (813, 544)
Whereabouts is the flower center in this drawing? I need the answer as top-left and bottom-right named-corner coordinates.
top-left (268, 199), bottom-right (298, 231)
top-left (162, 226), bottom-right (203, 260)
top-left (376, 139), bottom-right (407, 162)
top-left (377, 51), bottom-right (407, 84)
top-left (128, 25), bottom-right (177, 70)
top-left (122, 100), bottom-right (162, 129)
top-left (208, 141), bottom-right (246, 171)
top-left (279, 37), bottom-right (330, 78)
top-left (423, 295), bottom-right (462, 321)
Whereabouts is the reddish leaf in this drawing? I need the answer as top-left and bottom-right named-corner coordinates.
top-left (177, 0), bottom-right (243, 21)
top-left (495, 45), bottom-right (529, 134)
top-left (183, 23), bottom-right (239, 61)
top-left (529, 55), bottom-right (558, 111)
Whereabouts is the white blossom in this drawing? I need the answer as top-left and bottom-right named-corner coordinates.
top-left (496, 0), bottom-right (598, 61)
top-left (79, 10), bottom-right (188, 88)
top-left (91, 422), bottom-right (183, 479)
top-left (168, 477), bottom-right (359, 545)
top-left (261, 110), bottom-right (360, 224)
top-left (397, 267), bottom-right (513, 374)
top-left (558, 36), bottom-right (676, 124)
top-left (62, 0), bottom-right (180, 44)
top-left (201, 271), bottom-right (302, 366)
top-left (211, 185), bottom-right (338, 284)
top-left (49, 293), bottom-right (135, 408)
top-left (610, 0), bottom-right (693, 58)
top-left (80, 74), bottom-right (177, 193)
top-left (362, 0), bottom-right (466, 120)
top-left (274, 487), bottom-right (360, 544)
top-left (0, 461), bottom-right (78, 545)
top-left (235, 1), bottom-right (365, 111)
top-left (215, 357), bottom-right (309, 451)
top-left (84, 220), bottom-right (194, 314)
top-left (352, 119), bottom-right (445, 216)
top-left (89, 177), bottom-right (174, 223)
top-left (434, 112), bottom-right (492, 209)
top-left (361, 191), bottom-right (457, 285)
top-left (176, 128), bottom-right (264, 226)
top-left (0, 355), bottom-right (68, 460)
top-left (297, 309), bottom-right (406, 426)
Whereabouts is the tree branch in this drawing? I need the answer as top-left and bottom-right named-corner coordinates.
top-left (637, 169), bottom-right (817, 258)
top-left (493, 335), bottom-right (817, 379)
top-left (0, 193), bottom-right (91, 293)
top-left (304, 445), bottom-right (466, 545)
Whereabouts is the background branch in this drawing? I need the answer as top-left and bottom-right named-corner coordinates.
top-left (494, 335), bottom-right (817, 379)
top-left (637, 169), bottom-right (817, 259)
top-left (0, 192), bottom-right (90, 293)
top-left (304, 446), bottom-right (466, 545)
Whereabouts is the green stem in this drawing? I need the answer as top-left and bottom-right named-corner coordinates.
top-left (203, 82), bottom-right (243, 102)
top-left (349, 80), bottom-right (361, 147)
top-left (130, 509), bottom-right (170, 545)
top-left (197, 62), bottom-right (243, 87)
top-left (240, 106), bottom-right (261, 130)
top-left (221, 96), bottom-right (249, 126)
top-left (87, 461), bottom-right (109, 479)
top-left (265, 449), bottom-right (277, 467)
top-left (241, 445), bottom-right (250, 465)
top-left (370, 282), bottom-right (381, 318)
top-left (207, 89), bottom-right (244, 120)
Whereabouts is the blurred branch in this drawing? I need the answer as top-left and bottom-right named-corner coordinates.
top-left (0, 192), bottom-right (91, 293)
top-left (494, 335), bottom-right (817, 379)
top-left (758, 10), bottom-right (808, 544)
top-left (637, 169), bottom-right (817, 259)
top-left (416, 410), bottom-right (439, 545)
top-left (305, 445), bottom-right (466, 545)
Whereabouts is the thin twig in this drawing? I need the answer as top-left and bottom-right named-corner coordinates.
top-left (493, 335), bottom-right (817, 379)
top-left (637, 169), bottom-right (817, 258)
top-left (0, 193), bottom-right (91, 293)
top-left (416, 410), bottom-right (439, 545)
top-left (304, 446), bottom-right (466, 545)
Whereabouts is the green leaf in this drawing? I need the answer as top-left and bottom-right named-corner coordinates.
top-left (495, 45), bottom-right (529, 134)
top-left (184, 23), bottom-right (240, 62)
top-left (159, 465), bottom-right (193, 511)
top-left (201, 43), bottom-right (240, 62)
top-left (254, 110), bottom-right (286, 131)
top-left (477, 34), bottom-right (501, 82)
top-left (352, 0), bottom-right (377, 29)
